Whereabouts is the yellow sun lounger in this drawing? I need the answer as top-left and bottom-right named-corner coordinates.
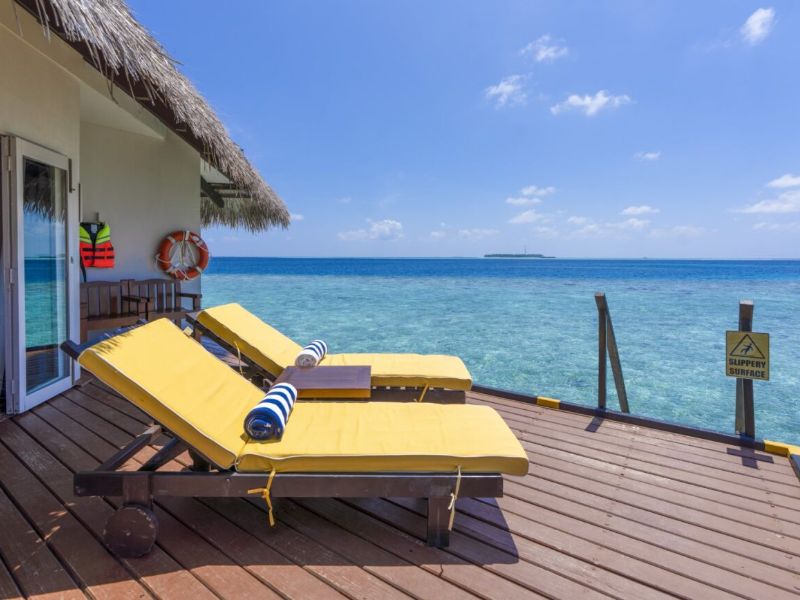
top-left (62, 319), bottom-right (528, 558)
top-left (188, 303), bottom-right (472, 402)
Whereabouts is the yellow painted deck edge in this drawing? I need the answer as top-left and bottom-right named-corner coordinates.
top-left (763, 440), bottom-right (800, 456)
top-left (536, 396), bottom-right (561, 409)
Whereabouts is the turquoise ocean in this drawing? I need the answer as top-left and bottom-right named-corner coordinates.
top-left (202, 258), bottom-right (800, 444)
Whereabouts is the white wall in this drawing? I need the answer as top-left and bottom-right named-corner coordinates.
top-left (0, 21), bottom-right (81, 162)
top-left (0, 19), bottom-right (81, 408)
top-left (80, 122), bottom-right (202, 292)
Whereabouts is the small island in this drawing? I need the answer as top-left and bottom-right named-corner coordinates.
top-left (484, 252), bottom-right (554, 258)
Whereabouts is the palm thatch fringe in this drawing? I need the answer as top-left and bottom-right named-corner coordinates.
top-left (20, 0), bottom-right (289, 231)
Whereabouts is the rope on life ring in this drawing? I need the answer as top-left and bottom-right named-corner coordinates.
top-left (155, 230), bottom-right (210, 280)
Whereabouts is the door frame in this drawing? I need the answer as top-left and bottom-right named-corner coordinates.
top-left (1, 136), bottom-right (79, 413)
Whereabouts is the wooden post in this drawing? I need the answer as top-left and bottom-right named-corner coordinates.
top-left (735, 300), bottom-right (755, 438)
top-left (595, 293), bottom-right (630, 413)
top-left (596, 293), bottom-right (607, 410)
top-left (605, 311), bottom-right (630, 414)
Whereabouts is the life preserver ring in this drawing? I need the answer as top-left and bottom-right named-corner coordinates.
top-left (156, 230), bottom-right (210, 280)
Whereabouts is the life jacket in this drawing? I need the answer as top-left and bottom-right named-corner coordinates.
top-left (79, 222), bottom-right (115, 270)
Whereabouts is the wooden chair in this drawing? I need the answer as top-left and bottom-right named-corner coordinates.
top-left (124, 279), bottom-right (201, 327)
top-left (80, 279), bottom-right (202, 342)
top-left (80, 280), bottom-right (147, 342)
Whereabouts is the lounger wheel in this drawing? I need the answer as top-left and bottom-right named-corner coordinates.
top-left (103, 504), bottom-right (159, 558)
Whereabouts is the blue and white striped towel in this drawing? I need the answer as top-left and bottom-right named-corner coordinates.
top-left (295, 339), bottom-right (328, 368)
top-left (244, 382), bottom-right (298, 441)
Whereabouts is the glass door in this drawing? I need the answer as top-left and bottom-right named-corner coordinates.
top-left (1, 137), bottom-right (78, 412)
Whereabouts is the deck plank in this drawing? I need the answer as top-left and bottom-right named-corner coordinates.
top-left (0, 486), bottom-right (86, 600)
top-left (485, 402), bottom-right (800, 505)
top-left (0, 418), bottom-right (216, 600)
top-left (10, 410), bottom-right (279, 599)
top-left (41, 389), bottom-right (399, 600)
top-left (0, 436), bottom-right (146, 600)
top-left (482, 396), bottom-right (798, 482)
top-left (298, 497), bottom-right (564, 600)
top-left (0, 381), bottom-right (798, 600)
top-left (0, 551), bottom-right (24, 600)
top-left (497, 478), bottom-right (800, 590)
top-left (489, 405), bottom-right (800, 534)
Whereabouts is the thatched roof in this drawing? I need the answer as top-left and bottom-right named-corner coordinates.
top-left (15, 0), bottom-right (289, 232)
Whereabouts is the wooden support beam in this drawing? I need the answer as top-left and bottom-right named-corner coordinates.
top-left (200, 177), bottom-right (224, 208)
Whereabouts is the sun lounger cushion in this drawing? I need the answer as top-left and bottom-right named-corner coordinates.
top-left (79, 318), bottom-right (263, 468)
top-left (196, 303), bottom-right (302, 377)
top-left (237, 402), bottom-right (529, 475)
top-left (323, 353), bottom-right (472, 390)
top-left (196, 303), bottom-right (473, 390)
top-left (78, 319), bottom-right (527, 475)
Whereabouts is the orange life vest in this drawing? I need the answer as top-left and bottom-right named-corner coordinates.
top-left (79, 222), bottom-right (115, 269)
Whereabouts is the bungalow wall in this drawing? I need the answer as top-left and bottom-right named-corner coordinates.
top-left (80, 122), bottom-right (201, 293)
top-left (1, 5), bottom-right (205, 411)
top-left (0, 12), bottom-right (81, 177)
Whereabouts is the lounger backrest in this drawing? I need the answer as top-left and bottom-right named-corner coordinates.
top-left (79, 318), bottom-right (264, 468)
top-left (196, 303), bottom-right (302, 376)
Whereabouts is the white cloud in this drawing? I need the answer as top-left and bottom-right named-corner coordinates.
top-left (550, 90), bottom-right (632, 116)
top-left (740, 7), bottom-right (776, 46)
top-left (506, 184), bottom-right (555, 205)
top-left (617, 217), bottom-right (650, 230)
top-left (621, 205), bottom-right (660, 216)
top-left (649, 225), bottom-right (706, 238)
top-left (521, 185), bottom-right (555, 197)
top-left (738, 189), bottom-right (800, 214)
top-left (457, 228), bottom-right (499, 240)
top-left (338, 219), bottom-right (404, 241)
top-left (508, 209), bottom-right (545, 224)
top-left (485, 75), bottom-right (527, 108)
top-left (767, 173), bottom-right (800, 189)
top-left (290, 213), bottom-right (304, 222)
top-left (336, 196), bottom-right (353, 204)
top-left (569, 217), bottom-right (650, 237)
top-left (520, 35), bottom-right (568, 63)
top-left (429, 226), bottom-right (499, 240)
top-left (506, 196), bottom-right (542, 206)
top-left (532, 226), bottom-right (559, 238)
top-left (634, 151), bottom-right (661, 161)
top-left (753, 221), bottom-right (800, 232)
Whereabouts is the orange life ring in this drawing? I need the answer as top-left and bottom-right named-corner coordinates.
top-left (156, 230), bottom-right (210, 280)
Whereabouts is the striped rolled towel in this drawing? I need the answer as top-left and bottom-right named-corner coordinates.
top-left (244, 383), bottom-right (298, 441)
top-left (295, 339), bottom-right (328, 368)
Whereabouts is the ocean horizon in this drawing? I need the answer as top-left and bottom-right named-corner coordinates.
top-left (202, 257), bottom-right (800, 445)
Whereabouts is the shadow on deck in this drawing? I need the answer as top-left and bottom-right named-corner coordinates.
top-left (0, 359), bottom-right (798, 598)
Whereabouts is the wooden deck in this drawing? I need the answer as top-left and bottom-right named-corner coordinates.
top-left (0, 381), bottom-right (799, 599)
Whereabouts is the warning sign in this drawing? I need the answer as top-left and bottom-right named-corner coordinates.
top-left (725, 331), bottom-right (769, 380)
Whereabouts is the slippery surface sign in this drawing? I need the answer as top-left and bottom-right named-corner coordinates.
top-left (726, 331), bottom-right (770, 381)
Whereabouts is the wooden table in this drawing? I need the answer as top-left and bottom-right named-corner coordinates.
top-left (274, 366), bottom-right (372, 399)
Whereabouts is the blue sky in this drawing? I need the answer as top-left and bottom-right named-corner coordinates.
top-left (129, 1), bottom-right (800, 258)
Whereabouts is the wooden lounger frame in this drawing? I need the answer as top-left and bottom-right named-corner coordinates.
top-left (61, 337), bottom-right (501, 558)
top-left (186, 312), bottom-right (467, 403)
